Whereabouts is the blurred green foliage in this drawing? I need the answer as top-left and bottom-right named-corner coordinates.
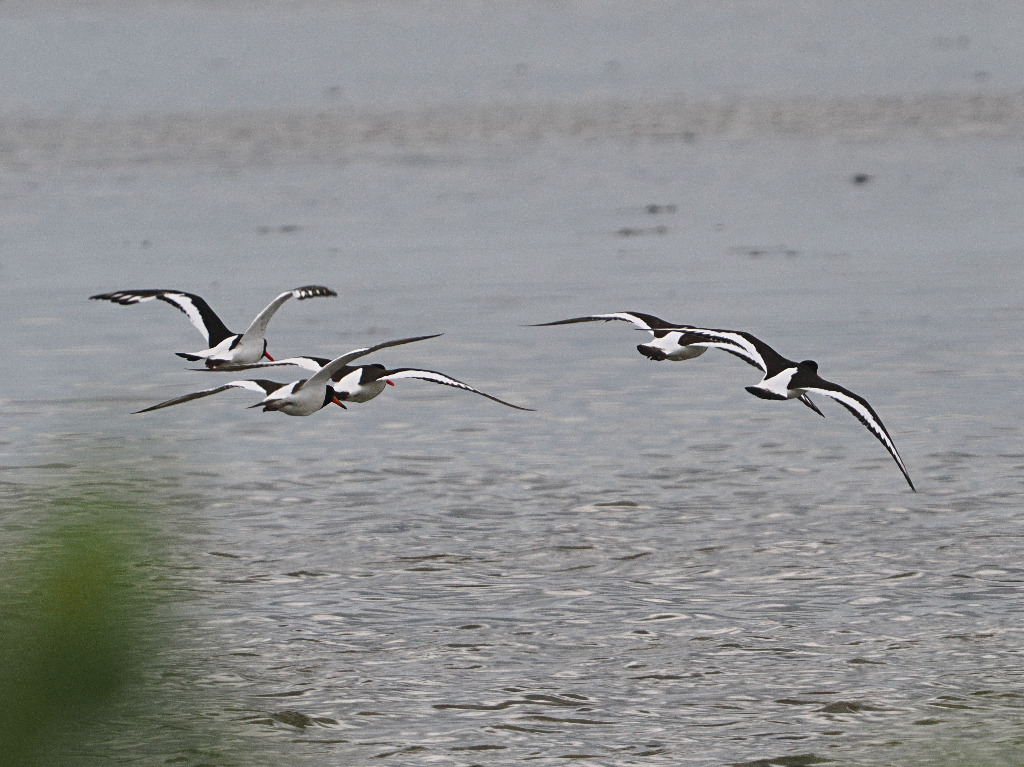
top-left (0, 492), bottom-right (160, 766)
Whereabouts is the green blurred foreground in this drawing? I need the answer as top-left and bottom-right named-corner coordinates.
top-left (0, 492), bottom-right (161, 766)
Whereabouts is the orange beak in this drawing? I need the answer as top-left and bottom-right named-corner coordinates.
top-left (386, 380), bottom-right (395, 386)
top-left (333, 396), bottom-right (347, 409)
top-left (263, 350), bottom-right (275, 361)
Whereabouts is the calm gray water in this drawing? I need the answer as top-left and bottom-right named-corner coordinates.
top-left (3, 3), bottom-right (1024, 765)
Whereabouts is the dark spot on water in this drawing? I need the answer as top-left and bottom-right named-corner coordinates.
top-left (731, 754), bottom-right (833, 767)
top-left (375, 746), bottom-right (427, 758)
top-left (817, 701), bottom-right (888, 713)
top-left (971, 690), bottom-right (1024, 698)
top-left (523, 715), bottom-right (614, 725)
top-left (644, 203), bottom-right (677, 214)
top-left (943, 632), bottom-right (995, 641)
top-left (851, 173), bottom-right (872, 184)
top-left (524, 693), bottom-right (584, 705)
top-left (731, 246), bottom-right (800, 258)
top-left (492, 723), bottom-right (559, 733)
top-left (396, 553), bottom-right (468, 561)
top-left (270, 710), bottom-right (319, 728)
top-left (616, 225), bottom-right (668, 237)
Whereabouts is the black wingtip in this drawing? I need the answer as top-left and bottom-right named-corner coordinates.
top-left (293, 285), bottom-right (339, 299)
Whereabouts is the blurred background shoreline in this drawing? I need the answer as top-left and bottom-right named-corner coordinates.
top-left (5, 90), bottom-right (1024, 170)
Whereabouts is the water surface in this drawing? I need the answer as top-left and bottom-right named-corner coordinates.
top-left (2, 4), bottom-right (1024, 765)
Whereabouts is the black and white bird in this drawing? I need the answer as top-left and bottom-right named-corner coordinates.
top-left (532, 311), bottom-right (711, 362)
top-left (644, 323), bottom-right (916, 491)
top-left (212, 355), bottom-right (534, 411)
top-left (534, 312), bottom-right (914, 490)
top-left (134, 336), bottom-right (439, 416)
top-left (90, 285), bottom-right (337, 368)
top-left (532, 311), bottom-right (824, 416)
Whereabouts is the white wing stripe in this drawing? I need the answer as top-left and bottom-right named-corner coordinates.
top-left (158, 293), bottom-right (215, 339)
top-left (681, 330), bottom-right (767, 372)
top-left (384, 369), bottom-right (533, 410)
top-left (595, 313), bottom-right (656, 330)
top-left (206, 356), bottom-right (326, 373)
top-left (805, 387), bottom-right (913, 487)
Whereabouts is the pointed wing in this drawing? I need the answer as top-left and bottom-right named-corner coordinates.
top-left (133, 379), bottom-right (281, 414)
top-left (238, 285), bottom-right (337, 342)
top-left (530, 311), bottom-right (678, 332)
top-left (302, 334), bottom-right (443, 391)
top-left (803, 382), bottom-right (915, 491)
top-left (381, 368), bottom-right (534, 411)
top-left (91, 289), bottom-right (234, 346)
top-left (194, 356), bottom-right (330, 373)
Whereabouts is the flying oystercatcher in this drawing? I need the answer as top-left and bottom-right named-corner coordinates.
top-left (651, 323), bottom-right (915, 489)
top-left (90, 285), bottom-right (337, 368)
top-left (534, 312), bottom-right (914, 490)
top-left (209, 354), bottom-right (533, 410)
top-left (134, 335), bottom-right (438, 416)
